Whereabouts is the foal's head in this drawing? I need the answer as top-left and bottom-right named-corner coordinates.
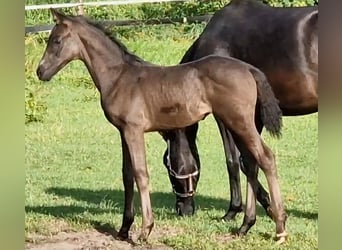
top-left (161, 127), bottom-right (200, 216)
top-left (36, 9), bottom-right (84, 81)
top-left (37, 8), bottom-right (147, 83)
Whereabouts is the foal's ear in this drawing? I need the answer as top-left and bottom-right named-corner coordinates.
top-left (50, 8), bottom-right (67, 24)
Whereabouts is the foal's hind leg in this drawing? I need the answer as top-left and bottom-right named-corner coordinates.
top-left (252, 116), bottom-right (272, 216)
top-left (215, 117), bottom-right (243, 221)
top-left (216, 115), bottom-right (271, 221)
top-left (257, 140), bottom-right (287, 243)
top-left (239, 157), bottom-right (272, 218)
top-left (237, 131), bottom-right (287, 243)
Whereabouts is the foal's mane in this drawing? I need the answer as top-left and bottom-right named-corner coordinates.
top-left (75, 15), bottom-right (150, 65)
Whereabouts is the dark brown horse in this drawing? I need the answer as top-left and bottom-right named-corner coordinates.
top-left (164, 0), bottom-right (318, 230)
top-left (36, 9), bottom-right (287, 243)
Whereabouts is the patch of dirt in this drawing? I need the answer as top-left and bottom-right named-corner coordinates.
top-left (214, 233), bottom-right (237, 244)
top-left (25, 225), bottom-right (180, 250)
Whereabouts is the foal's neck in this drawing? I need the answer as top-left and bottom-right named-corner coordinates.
top-left (77, 24), bottom-right (144, 93)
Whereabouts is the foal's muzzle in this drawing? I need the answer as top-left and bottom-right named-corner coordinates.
top-left (36, 65), bottom-right (51, 81)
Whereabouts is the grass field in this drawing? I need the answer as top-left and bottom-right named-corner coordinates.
top-left (25, 25), bottom-right (318, 249)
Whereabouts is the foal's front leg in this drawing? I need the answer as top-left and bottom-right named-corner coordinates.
top-left (117, 131), bottom-right (135, 240)
top-left (121, 127), bottom-right (154, 241)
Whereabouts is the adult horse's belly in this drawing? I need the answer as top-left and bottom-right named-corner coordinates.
top-left (267, 69), bottom-right (318, 116)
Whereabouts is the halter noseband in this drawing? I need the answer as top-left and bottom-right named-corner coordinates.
top-left (166, 139), bottom-right (199, 198)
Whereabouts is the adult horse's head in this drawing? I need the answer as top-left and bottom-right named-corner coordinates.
top-left (36, 8), bottom-right (82, 81)
top-left (161, 124), bottom-right (200, 216)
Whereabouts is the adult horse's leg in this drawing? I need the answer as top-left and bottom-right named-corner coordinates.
top-left (215, 117), bottom-right (243, 221)
top-left (120, 127), bottom-right (154, 241)
top-left (235, 145), bottom-right (259, 235)
top-left (117, 131), bottom-right (135, 239)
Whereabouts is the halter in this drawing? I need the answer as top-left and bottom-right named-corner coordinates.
top-left (166, 139), bottom-right (199, 198)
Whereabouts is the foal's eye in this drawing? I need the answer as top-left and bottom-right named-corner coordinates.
top-left (53, 37), bottom-right (62, 44)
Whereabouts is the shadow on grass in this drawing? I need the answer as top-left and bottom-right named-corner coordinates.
top-left (25, 186), bottom-right (317, 245)
top-left (26, 187), bottom-right (229, 220)
top-left (25, 186), bottom-right (317, 222)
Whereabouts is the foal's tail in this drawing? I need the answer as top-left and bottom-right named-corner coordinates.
top-left (249, 67), bottom-right (283, 138)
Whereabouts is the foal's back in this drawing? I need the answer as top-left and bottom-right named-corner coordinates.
top-left (117, 55), bottom-right (258, 131)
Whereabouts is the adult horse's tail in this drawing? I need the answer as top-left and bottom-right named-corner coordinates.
top-left (249, 67), bottom-right (282, 138)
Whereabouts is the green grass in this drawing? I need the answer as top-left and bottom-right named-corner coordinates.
top-left (25, 26), bottom-right (318, 249)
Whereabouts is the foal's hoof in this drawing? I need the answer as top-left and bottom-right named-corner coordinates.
top-left (117, 231), bottom-right (129, 240)
top-left (275, 231), bottom-right (288, 245)
top-left (137, 233), bottom-right (148, 243)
